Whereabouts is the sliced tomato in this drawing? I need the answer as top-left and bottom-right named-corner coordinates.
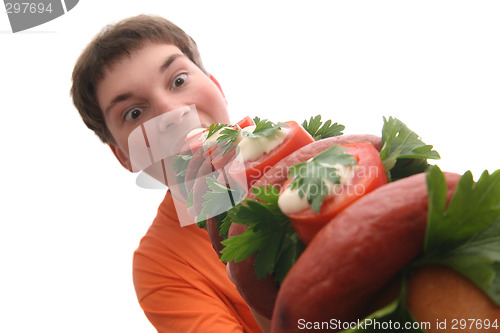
top-left (228, 121), bottom-right (315, 189)
top-left (282, 142), bottom-right (387, 244)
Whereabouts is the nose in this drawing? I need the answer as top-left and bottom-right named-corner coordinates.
top-left (143, 104), bottom-right (202, 159)
top-left (157, 105), bottom-right (192, 133)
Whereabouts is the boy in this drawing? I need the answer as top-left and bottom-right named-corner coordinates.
top-left (71, 14), bottom-right (268, 332)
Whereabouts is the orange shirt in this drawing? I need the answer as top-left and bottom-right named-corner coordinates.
top-left (133, 191), bottom-right (261, 333)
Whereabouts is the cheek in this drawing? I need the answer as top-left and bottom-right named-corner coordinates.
top-left (107, 120), bottom-right (142, 168)
top-left (106, 123), bottom-right (130, 157)
top-left (195, 84), bottom-right (230, 124)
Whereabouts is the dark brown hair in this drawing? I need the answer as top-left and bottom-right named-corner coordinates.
top-left (71, 15), bottom-right (206, 143)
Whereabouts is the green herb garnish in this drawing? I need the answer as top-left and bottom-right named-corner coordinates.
top-left (288, 145), bottom-right (357, 213)
top-left (387, 158), bottom-right (431, 181)
top-left (414, 165), bottom-right (500, 305)
top-left (172, 154), bottom-right (192, 178)
top-left (302, 115), bottom-right (345, 140)
top-left (172, 153), bottom-right (193, 198)
top-left (379, 116), bottom-right (440, 180)
top-left (220, 186), bottom-right (304, 283)
top-left (216, 127), bottom-right (241, 155)
top-left (214, 117), bottom-right (288, 156)
top-left (206, 123), bottom-right (228, 140)
top-left (196, 176), bottom-right (245, 227)
top-left (218, 213), bottom-right (233, 240)
top-left (250, 117), bottom-right (288, 138)
top-left (343, 274), bottom-right (425, 333)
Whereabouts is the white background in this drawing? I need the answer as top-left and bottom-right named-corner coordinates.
top-left (1, 1), bottom-right (499, 332)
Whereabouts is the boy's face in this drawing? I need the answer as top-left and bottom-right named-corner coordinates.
top-left (97, 43), bottom-right (230, 171)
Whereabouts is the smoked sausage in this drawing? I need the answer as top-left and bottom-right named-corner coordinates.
top-left (226, 135), bottom-right (382, 319)
top-left (271, 172), bottom-right (461, 333)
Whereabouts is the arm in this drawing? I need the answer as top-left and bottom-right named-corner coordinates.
top-left (133, 235), bottom-right (262, 333)
top-left (137, 279), bottom-right (247, 333)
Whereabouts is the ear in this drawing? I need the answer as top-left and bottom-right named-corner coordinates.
top-left (109, 144), bottom-right (133, 172)
top-left (209, 74), bottom-right (226, 100)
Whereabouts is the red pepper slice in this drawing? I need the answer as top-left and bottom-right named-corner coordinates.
top-left (185, 128), bottom-right (208, 154)
top-left (228, 121), bottom-right (315, 189)
top-left (185, 116), bottom-right (256, 155)
top-left (283, 142), bottom-right (388, 244)
top-left (208, 117), bottom-right (257, 170)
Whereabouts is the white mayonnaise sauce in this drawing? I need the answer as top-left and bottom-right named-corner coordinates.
top-left (186, 127), bottom-right (207, 139)
top-left (235, 126), bottom-right (290, 163)
top-left (278, 163), bottom-right (357, 214)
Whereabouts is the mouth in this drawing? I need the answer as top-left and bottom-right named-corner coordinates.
top-left (171, 135), bottom-right (191, 157)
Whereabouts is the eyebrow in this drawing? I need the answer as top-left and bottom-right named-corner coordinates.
top-left (159, 53), bottom-right (184, 73)
top-left (104, 92), bottom-right (133, 116)
top-left (104, 53), bottom-right (185, 116)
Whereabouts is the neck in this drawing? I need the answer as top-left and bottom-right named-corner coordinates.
top-left (171, 194), bottom-right (196, 227)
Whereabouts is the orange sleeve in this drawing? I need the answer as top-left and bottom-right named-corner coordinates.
top-left (133, 192), bottom-right (262, 333)
top-left (135, 253), bottom-right (246, 333)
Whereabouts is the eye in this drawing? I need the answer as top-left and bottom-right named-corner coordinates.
top-left (124, 107), bottom-right (143, 121)
top-left (171, 73), bottom-right (188, 90)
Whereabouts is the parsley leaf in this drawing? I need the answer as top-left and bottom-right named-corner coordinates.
top-left (302, 115), bottom-right (345, 140)
top-left (218, 213), bottom-right (233, 239)
top-left (187, 187), bottom-right (194, 209)
top-left (379, 117), bottom-right (440, 180)
top-left (213, 118), bottom-right (288, 155)
top-left (288, 145), bottom-right (357, 213)
top-left (216, 127), bottom-right (241, 155)
top-left (172, 154), bottom-right (192, 198)
top-left (387, 157), bottom-right (431, 181)
top-left (172, 154), bottom-right (192, 178)
top-left (220, 186), bottom-right (303, 284)
top-left (416, 165), bottom-right (500, 305)
top-left (206, 123), bottom-right (228, 140)
top-left (425, 166), bottom-right (500, 253)
top-left (249, 118), bottom-right (288, 138)
top-left (196, 176), bottom-right (245, 226)
top-left (274, 229), bottom-right (304, 283)
top-left (343, 275), bottom-right (425, 333)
